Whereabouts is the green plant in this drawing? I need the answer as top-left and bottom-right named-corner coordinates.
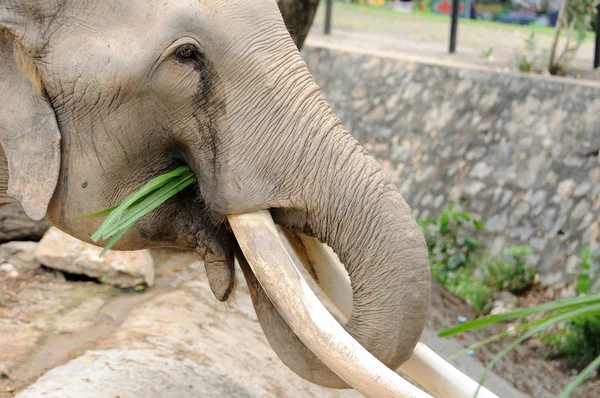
top-left (434, 263), bottom-right (493, 314)
top-left (576, 246), bottom-right (596, 294)
top-left (419, 203), bottom-right (483, 275)
top-left (480, 47), bottom-right (494, 60)
top-left (439, 293), bottom-right (600, 397)
top-left (481, 246), bottom-right (535, 295)
top-left (76, 165), bottom-right (196, 255)
top-left (420, 204), bottom-right (495, 313)
top-left (542, 247), bottom-right (600, 364)
top-left (548, 0), bottom-right (599, 74)
top-left (514, 32), bottom-right (548, 73)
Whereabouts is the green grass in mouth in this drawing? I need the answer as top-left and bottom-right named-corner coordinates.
top-left (75, 165), bottom-right (197, 256)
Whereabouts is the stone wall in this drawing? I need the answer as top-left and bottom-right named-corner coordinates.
top-left (303, 44), bottom-right (600, 284)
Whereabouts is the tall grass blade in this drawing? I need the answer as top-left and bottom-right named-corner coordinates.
top-left (439, 293), bottom-right (600, 337)
top-left (558, 354), bottom-right (600, 398)
top-left (474, 303), bottom-right (600, 397)
top-left (449, 312), bottom-right (565, 360)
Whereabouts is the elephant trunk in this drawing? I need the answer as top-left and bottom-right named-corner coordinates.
top-left (251, 120), bottom-right (431, 387)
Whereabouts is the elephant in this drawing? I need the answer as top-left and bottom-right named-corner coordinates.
top-left (0, 1), bottom-right (491, 395)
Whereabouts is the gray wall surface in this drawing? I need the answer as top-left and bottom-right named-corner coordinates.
top-left (303, 44), bottom-right (600, 284)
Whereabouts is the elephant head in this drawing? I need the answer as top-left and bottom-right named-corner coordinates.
top-left (0, 0), bottom-right (432, 391)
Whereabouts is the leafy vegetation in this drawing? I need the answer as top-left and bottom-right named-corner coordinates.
top-left (481, 246), bottom-right (536, 295)
top-left (548, 0), bottom-right (599, 74)
top-left (440, 247), bottom-right (600, 397)
top-left (514, 32), bottom-right (548, 73)
top-left (542, 247), bottom-right (600, 365)
top-left (419, 204), bottom-right (535, 313)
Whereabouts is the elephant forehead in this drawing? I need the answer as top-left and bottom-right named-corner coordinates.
top-left (41, 5), bottom-right (176, 83)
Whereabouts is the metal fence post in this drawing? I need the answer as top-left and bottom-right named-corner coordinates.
top-left (595, 3), bottom-right (600, 68)
top-left (325, 0), bottom-right (333, 35)
top-left (449, 0), bottom-right (459, 53)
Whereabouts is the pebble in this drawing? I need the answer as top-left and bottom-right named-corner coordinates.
top-left (491, 307), bottom-right (509, 315)
top-left (457, 316), bottom-right (468, 323)
top-left (0, 263), bottom-right (16, 273)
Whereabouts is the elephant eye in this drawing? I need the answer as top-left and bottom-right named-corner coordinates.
top-left (175, 44), bottom-right (199, 62)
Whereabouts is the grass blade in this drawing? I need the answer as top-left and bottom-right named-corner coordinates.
top-left (73, 206), bottom-right (118, 220)
top-left (474, 303), bottom-right (600, 397)
top-left (99, 228), bottom-right (128, 256)
top-left (449, 312), bottom-right (564, 360)
top-left (439, 293), bottom-right (600, 337)
top-left (558, 354), bottom-right (600, 398)
top-left (92, 167), bottom-right (193, 240)
top-left (96, 175), bottom-right (195, 240)
top-left (76, 166), bottom-right (197, 257)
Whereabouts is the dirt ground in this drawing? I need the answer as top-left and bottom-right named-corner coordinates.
top-left (1, 247), bottom-right (599, 397)
top-left (308, 3), bottom-right (600, 81)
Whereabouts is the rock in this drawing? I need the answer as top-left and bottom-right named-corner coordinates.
top-left (528, 190), bottom-right (547, 206)
top-left (465, 181), bottom-right (486, 196)
top-left (17, 288), bottom-right (358, 398)
top-left (491, 307), bottom-right (508, 315)
top-left (494, 291), bottom-right (518, 308)
top-left (485, 213), bottom-right (507, 232)
top-left (571, 200), bottom-right (590, 221)
top-left (491, 300), bottom-right (505, 308)
top-left (500, 190), bottom-right (513, 207)
top-left (509, 202), bottom-right (530, 227)
top-left (557, 179), bottom-right (576, 198)
top-left (470, 162), bottom-right (494, 179)
top-left (433, 195), bottom-right (445, 208)
top-left (0, 241), bottom-right (41, 271)
top-left (0, 263), bottom-right (15, 272)
top-left (37, 228), bottom-right (154, 288)
top-left (559, 285), bottom-right (577, 300)
top-left (389, 144), bottom-right (411, 163)
top-left (0, 203), bottom-right (49, 243)
top-left (538, 208), bottom-right (557, 232)
top-left (574, 182), bottom-right (592, 197)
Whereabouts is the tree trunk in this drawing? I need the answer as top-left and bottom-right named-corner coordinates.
top-left (277, 0), bottom-right (320, 50)
top-left (0, 203), bottom-right (49, 242)
top-left (548, 0), bottom-right (568, 74)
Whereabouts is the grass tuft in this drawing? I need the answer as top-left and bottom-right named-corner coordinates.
top-left (76, 166), bottom-right (196, 256)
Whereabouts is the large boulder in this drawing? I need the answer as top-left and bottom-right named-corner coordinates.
top-left (37, 227), bottom-right (155, 288)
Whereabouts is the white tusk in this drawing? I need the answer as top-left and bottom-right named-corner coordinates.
top-left (283, 233), bottom-right (499, 398)
top-left (279, 228), bottom-right (353, 319)
top-left (401, 344), bottom-right (499, 398)
top-left (229, 211), bottom-right (432, 398)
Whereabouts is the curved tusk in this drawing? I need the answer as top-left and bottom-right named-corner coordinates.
top-left (282, 232), bottom-right (499, 398)
top-left (279, 227), bottom-right (353, 319)
top-left (401, 343), bottom-right (499, 398)
top-left (229, 211), bottom-right (432, 398)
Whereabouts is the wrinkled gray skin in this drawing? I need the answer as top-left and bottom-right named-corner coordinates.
top-left (0, 0), bottom-right (430, 389)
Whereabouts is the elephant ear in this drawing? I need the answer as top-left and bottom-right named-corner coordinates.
top-left (0, 32), bottom-right (61, 221)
